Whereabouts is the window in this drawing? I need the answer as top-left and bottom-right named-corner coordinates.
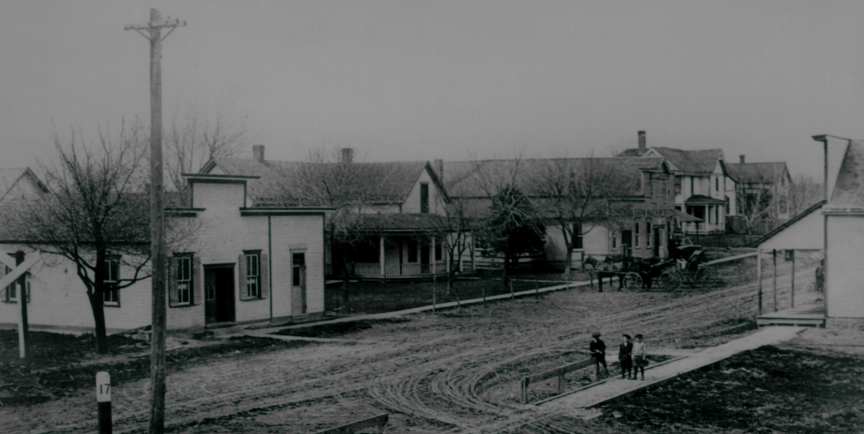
top-left (725, 197), bottom-right (730, 215)
top-left (674, 177), bottom-right (681, 195)
top-left (573, 223), bottom-right (583, 249)
top-left (407, 239), bottom-right (418, 263)
top-left (634, 221), bottom-right (640, 248)
top-left (103, 257), bottom-right (120, 306)
top-left (715, 206), bottom-right (719, 225)
top-left (245, 252), bottom-right (260, 298)
top-left (646, 219), bottom-right (652, 248)
top-left (292, 253), bottom-right (305, 286)
top-left (176, 255), bottom-right (192, 305)
top-left (612, 231), bottom-right (617, 250)
top-left (715, 177), bottom-right (719, 193)
top-left (420, 183), bottom-right (429, 213)
top-left (4, 262), bottom-right (17, 302)
top-left (690, 178), bottom-right (695, 196)
top-left (434, 243), bottom-right (442, 261)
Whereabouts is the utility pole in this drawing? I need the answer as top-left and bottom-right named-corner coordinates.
top-left (125, 9), bottom-right (185, 434)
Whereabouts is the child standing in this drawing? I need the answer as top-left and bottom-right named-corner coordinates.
top-left (589, 332), bottom-right (609, 379)
top-left (632, 334), bottom-right (648, 380)
top-left (618, 334), bottom-right (634, 379)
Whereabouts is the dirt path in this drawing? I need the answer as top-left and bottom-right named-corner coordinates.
top-left (0, 258), bottom-right (820, 434)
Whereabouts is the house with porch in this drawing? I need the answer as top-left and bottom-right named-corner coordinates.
top-left (199, 146), bottom-right (461, 280)
top-left (438, 157), bottom-right (683, 268)
top-left (618, 131), bottom-right (737, 234)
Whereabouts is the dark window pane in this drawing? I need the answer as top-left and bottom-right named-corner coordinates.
top-left (420, 183), bottom-right (429, 213)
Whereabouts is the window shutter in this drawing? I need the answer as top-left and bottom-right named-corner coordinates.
top-left (1, 266), bottom-right (7, 302)
top-left (260, 253), bottom-right (269, 299)
top-left (168, 257), bottom-right (179, 307)
top-left (238, 254), bottom-right (249, 300)
top-left (193, 256), bottom-right (202, 305)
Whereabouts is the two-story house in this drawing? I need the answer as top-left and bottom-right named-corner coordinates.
top-left (618, 131), bottom-right (737, 234)
top-left (0, 164), bottom-right (330, 333)
top-left (200, 146), bottom-right (456, 280)
top-left (726, 155), bottom-right (793, 220)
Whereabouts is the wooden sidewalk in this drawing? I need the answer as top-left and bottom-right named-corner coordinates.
top-left (542, 326), bottom-right (804, 413)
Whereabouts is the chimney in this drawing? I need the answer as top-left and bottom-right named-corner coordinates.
top-left (739, 154), bottom-right (745, 164)
top-left (341, 148), bottom-right (354, 164)
top-left (638, 131), bottom-right (646, 154)
top-left (434, 159), bottom-right (444, 182)
top-left (252, 144), bottom-right (265, 162)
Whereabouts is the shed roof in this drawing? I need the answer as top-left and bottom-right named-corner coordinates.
top-left (684, 194), bottom-right (726, 205)
top-left (751, 200), bottom-right (826, 248)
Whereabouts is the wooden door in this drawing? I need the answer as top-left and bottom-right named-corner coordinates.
top-left (621, 230), bottom-right (633, 256)
top-left (292, 253), bottom-right (307, 315)
top-left (653, 228), bottom-right (661, 257)
top-left (205, 267), bottom-right (234, 324)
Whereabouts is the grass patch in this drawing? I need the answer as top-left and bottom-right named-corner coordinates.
top-left (598, 345), bottom-right (864, 433)
top-left (275, 318), bottom-right (411, 338)
top-left (0, 329), bottom-right (147, 370)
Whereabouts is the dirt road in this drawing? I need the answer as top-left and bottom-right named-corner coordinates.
top-left (0, 257), bottom-right (820, 434)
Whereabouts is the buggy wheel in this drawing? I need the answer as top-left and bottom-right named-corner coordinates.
top-left (696, 266), bottom-right (717, 286)
top-left (659, 269), bottom-right (682, 291)
top-left (622, 272), bottom-right (643, 291)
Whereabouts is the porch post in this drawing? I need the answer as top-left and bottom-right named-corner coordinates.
top-left (705, 205), bottom-right (710, 231)
top-left (379, 236), bottom-right (385, 277)
top-left (471, 241), bottom-right (476, 271)
top-left (431, 235), bottom-right (436, 276)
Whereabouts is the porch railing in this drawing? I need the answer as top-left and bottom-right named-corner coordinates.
top-left (327, 262), bottom-right (461, 278)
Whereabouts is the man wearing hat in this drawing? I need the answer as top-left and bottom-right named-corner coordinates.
top-left (589, 332), bottom-right (609, 379)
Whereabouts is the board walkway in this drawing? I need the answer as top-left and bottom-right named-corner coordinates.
top-left (543, 326), bottom-right (804, 414)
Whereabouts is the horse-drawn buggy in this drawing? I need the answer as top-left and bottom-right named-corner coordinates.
top-left (587, 239), bottom-right (717, 292)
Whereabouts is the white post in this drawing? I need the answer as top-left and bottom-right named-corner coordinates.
top-left (379, 236), bottom-right (385, 277)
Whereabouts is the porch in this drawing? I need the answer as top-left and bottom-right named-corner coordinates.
top-left (681, 195), bottom-right (726, 234)
top-left (327, 233), bottom-right (476, 280)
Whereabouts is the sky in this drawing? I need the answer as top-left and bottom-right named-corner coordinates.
top-left (1, 0), bottom-right (863, 178)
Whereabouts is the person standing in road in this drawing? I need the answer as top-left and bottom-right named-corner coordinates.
top-left (619, 334), bottom-right (634, 379)
top-left (632, 334), bottom-right (648, 380)
top-left (589, 332), bottom-right (609, 379)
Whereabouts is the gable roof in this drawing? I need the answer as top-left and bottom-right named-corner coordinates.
top-left (726, 162), bottom-right (790, 185)
top-left (0, 168), bottom-right (47, 202)
top-left (750, 200), bottom-right (826, 247)
top-left (616, 147), bottom-right (726, 175)
top-left (441, 157), bottom-right (665, 198)
top-left (825, 140), bottom-right (864, 211)
top-left (202, 157), bottom-right (442, 206)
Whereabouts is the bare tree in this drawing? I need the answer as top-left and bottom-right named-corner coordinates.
top-left (531, 157), bottom-right (632, 276)
top-left (788, 175), bottom-right (823, 216)
top-left (272, 149), bottom-right (400, 310)
top-left (164, 104), bottom-right (252, 190)
top-left (467, 157), bottom-right (545, 286)
top-left (427, 196), bottom-right (475, 304)
top-left (4, 122), bottom-right (197, 353)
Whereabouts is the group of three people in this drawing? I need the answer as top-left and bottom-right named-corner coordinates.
top-left (589, 332), bottom-right (647, 380)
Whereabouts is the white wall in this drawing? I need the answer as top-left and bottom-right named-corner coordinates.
top-left (825, 137), bottom-right (850, 201)
top-left (826, 215), bottom-right (864, 318)
top-left (757, 206), bottom-right (824, 251)
top-left (402, 167), bottom-right (445, 215)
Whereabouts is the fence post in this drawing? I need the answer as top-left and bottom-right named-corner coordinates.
top-left (790, 249), bottom-right (795, 308)
top-left (432, 283), bottom-right (436, 313)
top-left (535, 280), bottom-right (539, 299)
top-left (772, 249), bottom-right (778, 312)
top-left (757, 249), bottom-right (762, 315)
top-left (521, 377), bottom-right (528, 403)
top-left (97, 371), bottom-right (112, 434)
top-left (509, 280), bottom-right (515, 300)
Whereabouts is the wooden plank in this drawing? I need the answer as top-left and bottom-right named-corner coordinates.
top-left (524, 358), bottom-right (594, 384)
top-left (315, 414), bottom-right (389, 434)
top-left (0, 254), bottom-right (41, 290)
top-left (701, 251), bottom-right (757, 267)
